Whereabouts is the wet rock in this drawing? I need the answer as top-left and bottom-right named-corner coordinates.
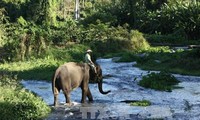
top-left (103, 74), bottom-right (114, 78)
top-left (184, 100), bottom-right (192, 111)
top-left (112, 57), bottom-right (121, 62)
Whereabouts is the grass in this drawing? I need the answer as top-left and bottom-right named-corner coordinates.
top-left (138, 71), bottom-right (180, 92)
top-left (118, 47), bottom-right (200, 76)
top-left (0, 74), bottom-right (51, 120)
top-left (1, 45), bottom-right (200, 82)
top-left (0, 44), bottom-right (90, 81)
top-left (1, 44), bottom-right (200, 81)
top-left (122, 99), bottom-right (151, 106)
top-left (136, 49), bottom-right (200, 76)
top-left (0, 57), bottom-right (61, 81)
top-left (130, 100), bottom-right (151, 106)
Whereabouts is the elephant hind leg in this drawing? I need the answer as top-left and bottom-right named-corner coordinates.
top-left (53, 87), bottom-right (60, 106)
top-left (63, 90), bottom-right (71, 104)
top-left (87, 88), bottom-right (93, 102)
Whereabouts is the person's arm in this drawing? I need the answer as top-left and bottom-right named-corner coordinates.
top-left (88, 55), bottom-right (93, 64)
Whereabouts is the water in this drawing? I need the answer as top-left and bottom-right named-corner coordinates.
top-left (21, 58), bottom-right (200, 120)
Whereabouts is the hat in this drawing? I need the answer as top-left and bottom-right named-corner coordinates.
top-left (86, 49), bottom-right (92, 53)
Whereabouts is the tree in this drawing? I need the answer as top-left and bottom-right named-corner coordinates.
top-left (75, 0), bottom-right (80, 20)
top-left (145, 0), bottom-right (168, 10)
top-left (0, 8), bottom-right (8, 46)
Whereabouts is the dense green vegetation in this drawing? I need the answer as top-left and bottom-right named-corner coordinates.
top-left (0, 0), bottom-right (200, 119)
top-left (0, 44), bottom-right (88, 80)
top-left (139, 71), bottom-right (180, 92)
top-left (0, 0), bottom-right (200, 62)
top-left (0, 74), bottom-right (51, 120)
top-left (119, 48), bottom-right (200, 76)
top-left (136, 49), bottom-right (200, 76)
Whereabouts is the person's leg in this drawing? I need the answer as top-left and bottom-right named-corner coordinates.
top-left (91, 64), bottom-right (96, 73)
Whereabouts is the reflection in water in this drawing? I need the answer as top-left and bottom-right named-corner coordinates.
top-left (21, 58), bottom-right (200, 119)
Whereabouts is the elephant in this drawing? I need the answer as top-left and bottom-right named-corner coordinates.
top-left (52, 62), bottom-right (111, 106)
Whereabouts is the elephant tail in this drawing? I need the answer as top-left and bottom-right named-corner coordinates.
top-left (52, 68), bottom-right (60, 94)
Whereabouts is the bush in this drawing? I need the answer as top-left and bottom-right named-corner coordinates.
top-left (186, 49), bottom-right (200, 59)
top-left (2, 21), bottom-right (50, 62)
top-left (0, 44), bottom-right (89, 80)
top-left (134, 48), bottom-right (200, 76)
top-left (129, 30), bottom-right (150, 50)
top-left (80, 22), bottom-right (150, 55)
top-left (138, 71), bottom-right (180, 92)
top-left (145, 34), bottom-right (186, 45)
top-left (0, 8), bottom-right (7, 47)
top-left (46, 44), bottom-right (89, 62)
top-left (137, 2), bottom-right (200, 40)
top-left (0, 74), bottom-right (51, 120)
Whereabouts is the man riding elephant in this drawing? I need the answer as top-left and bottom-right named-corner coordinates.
top-left (52, 62), bottom-right (111, 106)
top-left (85, 49), bottom-right (96, 73)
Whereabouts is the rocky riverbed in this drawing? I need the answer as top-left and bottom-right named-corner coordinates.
top-left (21, 58), bottom-right (200, 120)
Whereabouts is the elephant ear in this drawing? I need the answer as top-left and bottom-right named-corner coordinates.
top-left (89, 64), bottom-right (101, 83)
top-left (96, 64), bottom-right (102, 76)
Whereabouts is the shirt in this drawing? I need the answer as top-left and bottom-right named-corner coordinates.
top-left (85, 53), bottom-right (92, 63)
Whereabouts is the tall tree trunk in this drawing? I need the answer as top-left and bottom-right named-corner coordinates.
top-left (25, 34), bottom-right (31, 59)
top-left (20, 33), bottom-right (27, 61)
top-left (75, 0), bottom-right (80, 20)
top-left (62, 0), bottom-right (67, 19)
top-left (128, 0), bottom-right (136, 29)
top-left (37, 36), bottom-right (46, 56)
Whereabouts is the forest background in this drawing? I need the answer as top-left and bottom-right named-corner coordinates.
top-left (0, 0), bottom-right (200, 119)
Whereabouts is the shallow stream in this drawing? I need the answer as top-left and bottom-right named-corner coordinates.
top-left (21, 58), bottom-right (200, 120)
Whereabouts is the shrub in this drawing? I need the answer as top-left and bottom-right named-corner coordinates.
top-left (2, 21), bottom-right (50, 61)
top-left (117, 51), bottom-right (137, 62)
top-left (137, 2), bottom-right (200, 40)
top-left (147, 46), bottom-right (171, 53)
top-left (46, 44), bottom-right (88, 62)
top-left (134, 49), bottom-right (200, 76)
top-left (138, 71), bottom-right (180, 92)
top-left (186, 49), bottom-right (200, 59)
top-left (130, 30), bottom-right (150, 50)
top-left (0, 8), bottom-right (7, 47)
top-left (145, 34), bottom-right (186, 45)
top-left (81, 22), bottom-right (150, 55)
top-left (0, 74), bottom-right (51, 120)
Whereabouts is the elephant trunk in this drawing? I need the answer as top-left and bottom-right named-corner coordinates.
top-left (98, 79), bottom-right (111, 94)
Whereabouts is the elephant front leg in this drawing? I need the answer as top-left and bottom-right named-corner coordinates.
top-left (87, 88), bottom-right (93, 102)
top-left (81, 87), bottom-right (88, 103)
